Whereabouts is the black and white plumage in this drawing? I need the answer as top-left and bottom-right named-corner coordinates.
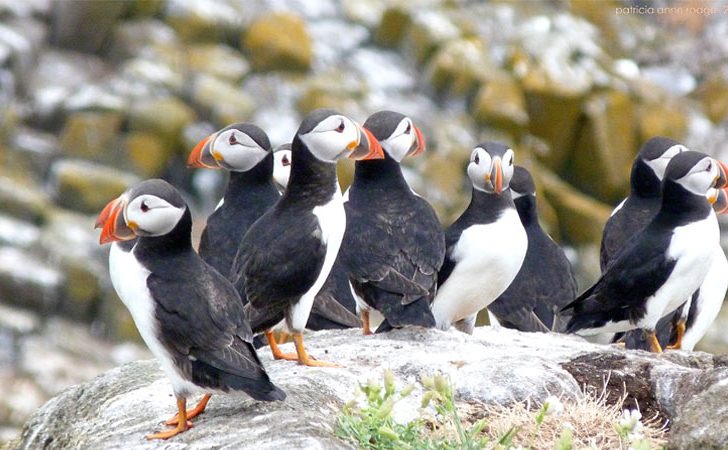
top-left (564, 151), bottom-right (728, 352)
top-left (339, 110), bottom-right (444, 334)
top-left (488, 166), bottom-right (577, 332)
top-left (600, 137), bottom-right (687, 271)
top-left (432, 142), bottom-right (527, 334)
top-left (230, 109), bottom-right (383, 366)
top-left (188, 123), bottom-right (279, 277)
top-left (97, 179), bottom-right (284, 440)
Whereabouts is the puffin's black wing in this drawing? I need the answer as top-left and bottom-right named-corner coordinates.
top-left (307, 259), bottom-right (361, 330)
top-left (231, 207), bottom-right (326, 333)
top-left (343, 196), bottom-right (444, 328)
top-left (148, 258), bottom-right (284, 400)
top-left (564, 229), bottom-right (675, 333)
top-left (600, 197), bottom-right (658, 272)
top-left (437, 215), bottom-right (471, 288)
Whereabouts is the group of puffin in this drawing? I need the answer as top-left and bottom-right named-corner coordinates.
top-left (95, 108), bottom-right (728, 439)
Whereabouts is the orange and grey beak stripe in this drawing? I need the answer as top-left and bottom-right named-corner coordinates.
top-left (97, 196), bottom-right (135, 244)
top-left (187, 133), bottom-right (220, 169)
top-left (407, 125), bottom-right (426, 157)
top-left (349, 124), bottom-right (385, 161)
top-left (492, 157), bottom-right (503, 194)
top-left (715, 159), bottom-right (728, 189)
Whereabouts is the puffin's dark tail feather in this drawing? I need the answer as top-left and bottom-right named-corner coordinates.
top-left (374, 296), bottom-right (436, 332)
top-left (252, 334), bottom-right (268, 349)
top-left (564, 311), bottom-right (608, 334)
top-left (190, 359), bottom-right (286, 401)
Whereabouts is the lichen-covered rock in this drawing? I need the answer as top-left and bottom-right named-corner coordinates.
top-left (537, 163), bottom-right (612, 245)
top-left (0, 247), bottom-right (62, 313)
top-left (59, 111), bottom-right (123, 161)
top-left (48, 159), bottom-right (140, 214)
top-left (0, 176), bottom-right (51, 225)
top-left (695, 73), bottom-right (728, 124)
top-left (637, 100), bottom-right (688, 143)
top-left (191, 74), bottom-right (255, 126)
top-left (427, 38), bottom-right (496, 97)
top-left (164, 0), bottom-right (247, 43)
top-left (121, 132), bottom-right (173, 177)
top-left (472, 75), bottom-right (529, 133)
top-left (10, 328), bottom-right (728, 449)
top-left (243, 13), bottom-right (313, 72)
top-left (566, 90), bottom-right (636, 204)
top-left (406, 10), bottom-right (460, 65)
top-left (375, 6), bottom-right (412, 48)
top-left (50, 0), bottom-right (126, 53)
top-left (109, 18), bottom-right (180, 61)
top-left (187, 43), bottom-right (250, 83)
top-left (128, 97), bottom-right (196, 155)
top-left (9, 128), bottom-right (59, 178)
top-left (669, 368), bottom-right (728, 450)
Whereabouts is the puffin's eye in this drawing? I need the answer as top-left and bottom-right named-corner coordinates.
top-left (474, 154), bottom-right (480, 164)
top-left (282, 155), bottom-right (290, 166)
top-left (335, 121), bottom-right (345, 133)
top-left (509, 158), bottom-right (513, 166)
top-left (404, 122), bottom-right (412, 134)
top-left (140, 201), bottom-right (150, 213)
top-left (706, 161), bottom-right (713, 172)
top-left (229, 133), bottom-right (238, 145)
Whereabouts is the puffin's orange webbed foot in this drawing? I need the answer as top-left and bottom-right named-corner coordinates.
top-left (293, 333), bottom-right (340, 367)
top-left (361, 311), bottom-right (372, 335)
top-left (148, 398), bottom-right (192, 440)
top-left (165, 393), bottom-right (211, 425)
top-left (266, 330), bottom-right (299, 361)
top-left (666, 320), bottom-right (686, 350)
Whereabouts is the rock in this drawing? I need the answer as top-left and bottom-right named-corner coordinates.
top-left (536, 163), bottom-right (613, 245)
top-left (296, 72), bottom-right (364, 116)
top-left (0, 176), bottom-right (51, 225)
top-left (164, 0), bottom-right (247, 43)
top-left (0, 17), bottom-right (47, 90)
top-left (242, 13), bottom-right (313, 72)
top-left (0, 215), bottom-right (41, 250)
top-left (50, 0), bottom-right (126, 53)
top-left (471, 75), bottom-right (529, 133)
top-left (128, 97), bottom-right (196, 155)
top-left (121, 132), bottom-right (174, 178)
top-left (96, 290), bottom-right (142, 343)
top-left (637, 100), bottom-right (688, 143)
top-left (59, 112), bottom-right (123, 161)
top-left (48, 159), bottom-right (140, 214)
top-left (0, 247), bottom-right (62, 313)
top-left (109, 19), bottom-right (180, 62)
top-left (695, 73), bottom-right (728, 124)
top-left (406, 10), bottom-right (460, 65)
top-left (187, 43), bottom-right (250, 83)
top-left (190, 74), bottom-right (255, 126)
top-left (669, 371), bottom-right (728, 449)
top-left (565, 90), bottom-right (636, 204)
top-left (8, 127), bottom-right (60, 177)
top-left (10, 327), bottom-right (728, 449)
top-left (426, 38), bottom-right (497, 98)
top-left (375, 6), bottom-right (412, 48)
top-left (120, 57), bottom-right (185, 93)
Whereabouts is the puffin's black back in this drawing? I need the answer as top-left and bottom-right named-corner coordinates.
top-left (488, 166), bottom-right (577, 332)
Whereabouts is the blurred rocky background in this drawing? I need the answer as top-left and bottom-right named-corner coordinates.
top-left (1, 0), bottom-right (728, 443)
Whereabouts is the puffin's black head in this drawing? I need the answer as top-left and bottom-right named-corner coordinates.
top-left (510, 166), bottom-right (536, 199)
top-left (363, 111), bottom-right (426, 162)
top-left (663, 151), bottom-right (728, 197)
top-left (294, 108), bottom-right (384, 163)
top-left (187, 123), bottom-right (272, 172)
top-left (466, 141), bottom-right (515, 194)
top-left (96, 179), bottom-right (188, 244)
top-left (273, 143), bottom-right (292, 190)
top-left (637, 137), bottom-right (687, 178)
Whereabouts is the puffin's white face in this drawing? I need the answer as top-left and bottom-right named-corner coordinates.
top-left (124, 194), bottom-right (186, 237)
top-left (299, 115), bottom-right (361, 163)
top-left (209, 128), bottom-right (269, 171)
top-left (675, 156), bottom-right (719, 196)
top-left (381, 117), bottom-right (418, 162)
top-left (273, 149), bottom-right (291, 190)
top-left (467, 147), bottom-right (515, 194)
top-left (646, 144), bottom-right (687, 181)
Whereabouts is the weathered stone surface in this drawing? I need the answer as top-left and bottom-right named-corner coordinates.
top-left (165, 0), bottom-right (247, 43)
top-left (121, 132), bottom-right (173, 177)
top-left (10, 327), bottom-right (728, 449)
top-left (187, 43), bottom-right (250, 83)
top-left (128, 97), bottom-right (196, 154)
top-left (191, 74), bottom-right (255, 126)
top-left (472, 75), bottom-right (529, 133)
top-left (695, 73), bottom-right (728, 124)
top-left (59, 111), bottom-right (123, 160)
top-left (375, 6), bottom-right (412, 48)
top-left (8, 127), bottom-right (60, 178)
top-left (637, 100), bottom-right (688, 143)
top-left (50, 0), bottom-right (126, 53)
top-left (427, 38), bottom-right (497, 98)
top-left (243, 13), bottom-right (312, 72)
top-left (0, 247), bottom-right (62, 313)
top-left (48, 159), bottom-right (140, 214)
top-left (406, 10), bottom-right (460, 64)
top-left (566, 90), bottom-right (636, 204)
top-left (0, 177), bottom-right (51, 225)
top-left (669, 372), bottom-right (728, 450)
top-left (109, 19), bottom-right (180, 61)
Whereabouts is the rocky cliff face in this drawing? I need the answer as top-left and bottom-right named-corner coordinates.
top-left (7, 328), bottom-right (728, 449)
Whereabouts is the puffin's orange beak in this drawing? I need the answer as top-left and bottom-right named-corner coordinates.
top-left (97, 196), bottom-right (134, 245)
top-left (349, 125), bottom-right (384, 161)
top-left (187, 134), bottom-right (219, 169)
top-left (714, 159), bottom-right (728, 189)
top-left (711, 187), bottom-right (728, 214)
top-left (407, 125), bottom-right (426, 157)
top-left (491, 157), bottom-right (503, 194)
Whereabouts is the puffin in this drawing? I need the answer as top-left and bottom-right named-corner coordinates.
top-left (600, 137), bottom-right (687, 271)
top-left (96, 179), bottom-right (285, 440)
top-left (339, 110), bottom-right (444, 334)
top-left (187, 123), bottom-right (279, 277)
top-left (564, 151), bottom-right (728, 352)
top-left (272, 143), bottom-right (292, 193)
top-left (487, 165), bottom-right (578, 332)
top-left (619, 186), bottom-right (728, 351)
top-left (432, 142), bottom-right (527, 333)
top-left (229, 109), bottom-right (383, 366)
